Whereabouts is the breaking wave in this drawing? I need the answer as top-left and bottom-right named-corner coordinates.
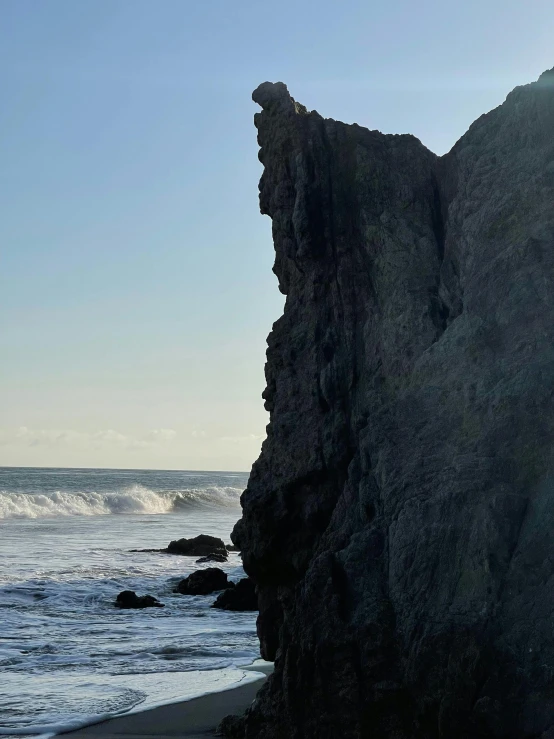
top-left (0, 484), bottom-right (242, 520)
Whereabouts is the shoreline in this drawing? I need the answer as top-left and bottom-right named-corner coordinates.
top-left (60, 662), bottom-right (272, 739)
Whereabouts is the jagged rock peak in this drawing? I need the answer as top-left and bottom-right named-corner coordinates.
top-left (252, 81), bottom-right (309, 115)
top-left (538, 66), bottom-right (554, 85)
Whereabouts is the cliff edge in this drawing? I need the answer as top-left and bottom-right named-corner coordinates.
top-left (231, 68), bottom-right (554, 738)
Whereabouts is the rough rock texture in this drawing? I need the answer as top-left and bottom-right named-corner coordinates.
top-left (175, 568), bottom-right (233, 595)
top-left (115, 591), bottom-right (164, 609)
top-left (212, 578), bottom-right (258, 612)
top-left (166, 535), bottom-right (228, 558)
top-left (230, 69), bottom-right (554, 738)
top-left (218, 714), bottom-right (248, 738)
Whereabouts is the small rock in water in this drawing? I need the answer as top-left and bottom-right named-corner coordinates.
top-left (212, 578), bottom-right (257, 611)
top-left (225, 544), bottom-right (240, 552)
top-left (175, 568), bottom-right (234, 595)
top-left (166, 534), bottom-right (228, 558)
top-left (196, 553), bottom-right (228, 563)
top-left (115, 590), bottom-right (164, 609)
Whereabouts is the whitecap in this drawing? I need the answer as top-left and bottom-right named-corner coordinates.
top-left (0, 485), bottom-right (242, 520)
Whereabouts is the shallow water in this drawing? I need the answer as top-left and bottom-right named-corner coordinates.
top-left (0, 467), bottom-right (258, 735)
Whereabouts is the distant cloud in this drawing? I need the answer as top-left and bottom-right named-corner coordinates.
top-left (191, 430), bottom-right (207, 438)
top-left (219, 434), bottom-right (264, 445)
top-left (0, 427), bottom-right (178, 451)
top-left (146, 428), bottom-right (177, 441)
top-left (93, 429), bottom-right (129, 444)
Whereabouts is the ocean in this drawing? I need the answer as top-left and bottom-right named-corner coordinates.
top-left (0, 467), bottom-right (260, 736)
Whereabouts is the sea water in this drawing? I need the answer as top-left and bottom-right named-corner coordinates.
top-left (0, 467), bottom-right (260, 736)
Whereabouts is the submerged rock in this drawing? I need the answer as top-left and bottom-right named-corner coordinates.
top-left (166, 535), bottom-right (228, 558)
top-left (196, 553), bottom-right (228, 563)
top-left (115, 590), bottom-right (164, 609)
top-left (175, 568), bottom-right (233, 595)
top-left (211, 578), bottom-right (257, 611)
top-left (230, 69), bottom-right (554, 738)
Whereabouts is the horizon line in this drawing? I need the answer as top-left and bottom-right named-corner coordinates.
top-left (0, 464), bottom-right (251, 474)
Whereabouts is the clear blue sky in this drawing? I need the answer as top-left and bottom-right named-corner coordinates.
top-left (1, 0), bottom-right (552, 470)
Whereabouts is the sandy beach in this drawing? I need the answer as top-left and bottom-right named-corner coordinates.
top-left (62, 663), bottom-right (271, 739)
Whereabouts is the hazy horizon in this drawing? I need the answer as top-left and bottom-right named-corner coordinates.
top-left (2, 0), bottom-right (553, 470)
top-left (0, 462), bottom-right (250, 472)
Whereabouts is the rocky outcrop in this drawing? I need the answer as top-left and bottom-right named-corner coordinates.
top-left (131, 534), bottom-right (229, 558)
top-left (230, 69), bottom-right (554, 738)
top-left (212, 578), bottom-right (258, 612)
top-left (166, 535), bottom-right (228, 558)
top-left (115, 591), bottom-right (164, 609)
top-left (175, 568), bottom-right (233, 595)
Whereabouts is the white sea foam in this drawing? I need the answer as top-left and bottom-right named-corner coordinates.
top-left (0, 484), bottom-right (242, 520)
top-left (0, 668), bottom-right (265, 737)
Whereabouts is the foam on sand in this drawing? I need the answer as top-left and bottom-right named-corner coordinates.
top-left (0, 663), bottom-right (272, 738)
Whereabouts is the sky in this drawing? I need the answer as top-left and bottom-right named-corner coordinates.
top-left (1, 0), bottom-right (553, 471)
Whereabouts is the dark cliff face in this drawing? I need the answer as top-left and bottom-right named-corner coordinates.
top-left (231, 69), bottom-right (554, 739)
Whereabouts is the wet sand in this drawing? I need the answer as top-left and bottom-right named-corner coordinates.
top-left (62, 663), bottom-right (271, 739)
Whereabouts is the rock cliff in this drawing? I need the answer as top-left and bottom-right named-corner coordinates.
top-left (231, 68), bottom-right (554, 738)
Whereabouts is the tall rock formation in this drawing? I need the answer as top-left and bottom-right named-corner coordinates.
top-left (231, 68), bottom-right (554, 738)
